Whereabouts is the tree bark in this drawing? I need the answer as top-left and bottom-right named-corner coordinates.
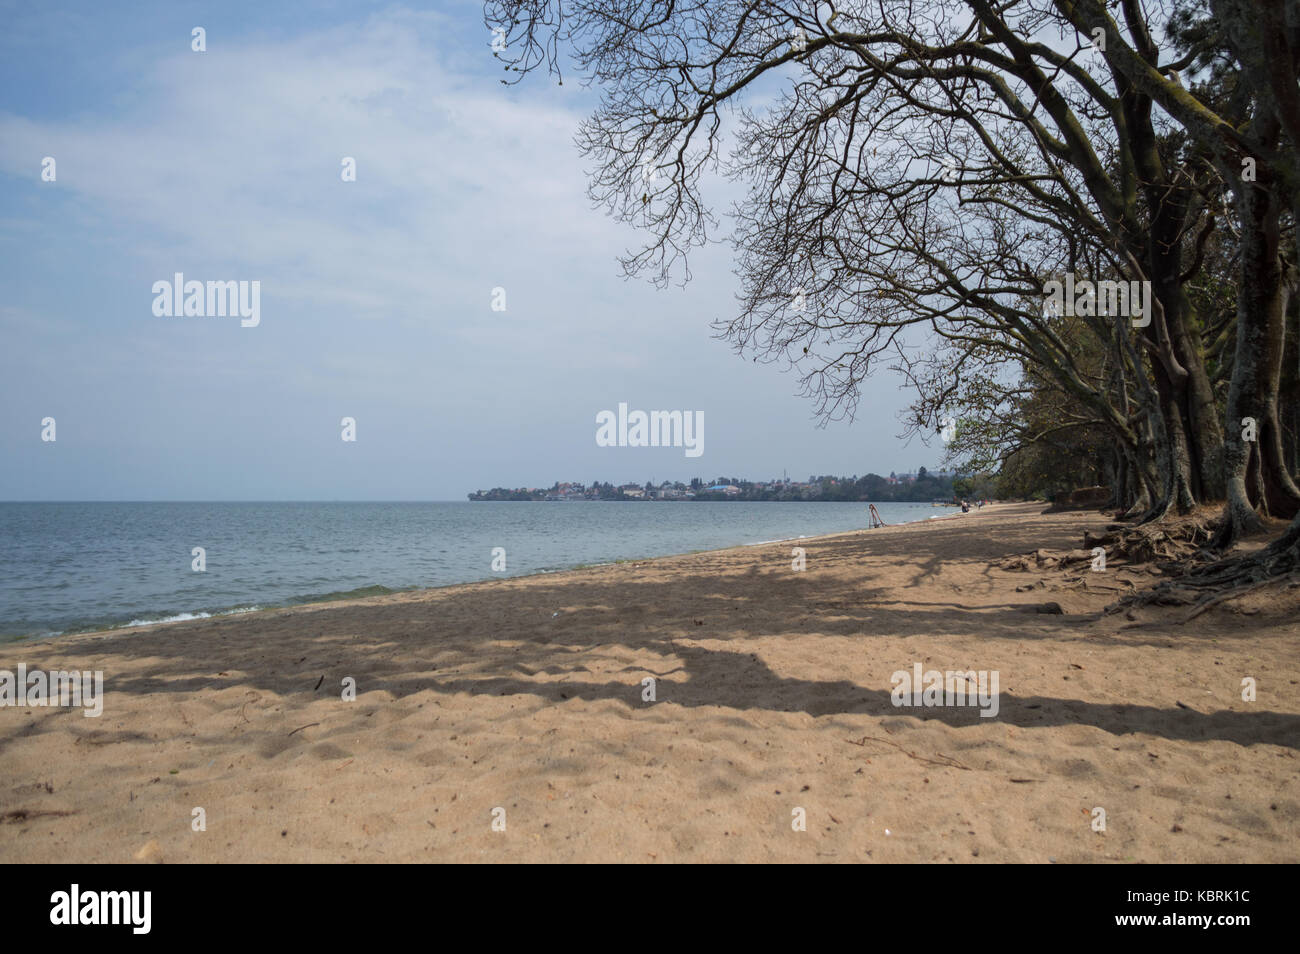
top-left (1219, 168), bottom-right (1297, 542)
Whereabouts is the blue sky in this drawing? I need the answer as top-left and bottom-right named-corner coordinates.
top-left (0, 0), bottom-right (942, 500)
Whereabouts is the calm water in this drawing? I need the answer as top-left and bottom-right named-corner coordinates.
top-left (0, 501), bottom-right (949, 639)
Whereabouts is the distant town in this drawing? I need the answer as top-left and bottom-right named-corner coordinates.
top-left (469, 468), bottom-right (996, 502)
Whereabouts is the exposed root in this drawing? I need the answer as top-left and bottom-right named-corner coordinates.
top-left (1000, 517), bottom-right (1215, 572)
top-left (1083, 520), bottom-right (1215, 564)
top-left (1106, 530), bottom-right (1300, 619)
top-left (1000, 548), bottom-right (1096, 572)
top-left (998, 506), bottom-right (1299, 621)
top-left (1179, 576), bottom-right (1291, 623)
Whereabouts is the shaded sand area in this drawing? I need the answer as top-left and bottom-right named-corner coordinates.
top-left (2, 502), bottom-right (1297, 863)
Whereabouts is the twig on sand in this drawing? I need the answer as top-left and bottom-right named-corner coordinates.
top-left (287, 722), bottom-right (320, 737)
top-left (2, 808), bottom-right (77, 823)
top-left (845, 736), bottom-right (971, 771)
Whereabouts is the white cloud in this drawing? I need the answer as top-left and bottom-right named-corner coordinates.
top-left (0, 7), bottom-right (609, 326)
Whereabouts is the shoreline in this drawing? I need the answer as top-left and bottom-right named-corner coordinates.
top-left (4, 499), bottom-right (1294, 863)
top-left (17, 502), bottom-right (1012, 646)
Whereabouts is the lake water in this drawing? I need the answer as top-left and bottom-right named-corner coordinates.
top-left (0, 500), bottom-right (951, 639)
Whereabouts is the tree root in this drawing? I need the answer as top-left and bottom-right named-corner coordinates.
top-left (999, 508), bottom-right (1300, 621)
top-left (1106, 531), bottom-right (1300, 618)
top-left (1000, 517), bottom-right (1215, 572)
top-left (1179, 576), bottom-right (1291, 622)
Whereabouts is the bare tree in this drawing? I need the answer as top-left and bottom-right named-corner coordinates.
top-left (1059, 0), bottom-right (1300, 545)
top-left (487, 0), bottom-right (1300, 584)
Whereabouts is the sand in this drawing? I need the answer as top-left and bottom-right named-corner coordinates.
top-left (1, 501), bottom-right (1297, 863)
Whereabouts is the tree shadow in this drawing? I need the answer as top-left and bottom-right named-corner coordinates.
top-left (7, 505), bottom-right (1295, 751)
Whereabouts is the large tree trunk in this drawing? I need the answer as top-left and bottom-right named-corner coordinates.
top-left (1109, 446), bottom-right (1129, 510)
top-left (1256, 266), bottom-right (1300, 516)
top-left (1211, 0), bottom-right (1300, 539)
top-left (1122, 59), bottom-right (1225, 508)
top-left (1282, 306), bottom-right (1300, 475)
top-left (1117, 366), bottom-right (1163, 519)
top-left (1147, 359), bottom-right (1198, 518)
top-left (1148, 192), bottom-right (1225, 503)
top-left (1259, 386), bottom-right (1300, 516)
top-left (1218, 167), bottom-right (1300, 543)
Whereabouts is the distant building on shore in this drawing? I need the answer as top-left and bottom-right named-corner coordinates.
top-left (470, 467), bottom-right (971, 502)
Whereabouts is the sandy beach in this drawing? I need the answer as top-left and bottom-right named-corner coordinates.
top-left (2, 501), bottom-right (1297, 863)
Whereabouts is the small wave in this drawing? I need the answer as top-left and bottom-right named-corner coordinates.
top-left (125, 606), bottom-right (262, 628)
top-left (287, 583), bottom-right (405, 604)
